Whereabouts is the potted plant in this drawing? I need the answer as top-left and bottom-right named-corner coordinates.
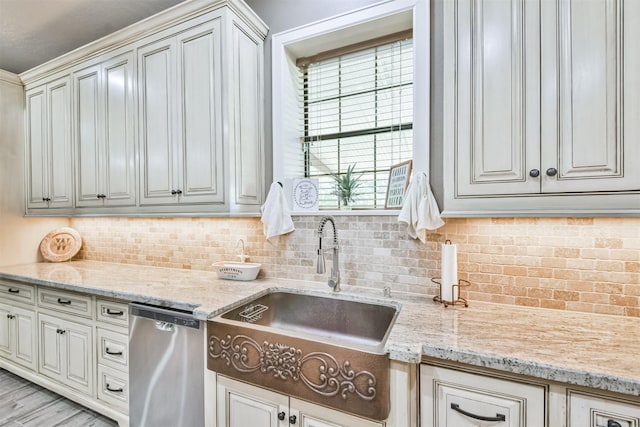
top-left (331, 164), bottom-right (363, 209)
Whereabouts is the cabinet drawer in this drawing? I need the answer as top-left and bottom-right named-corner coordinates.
top-left (97, 364), bottom-right (129, 413)
top-left (96, 299), bottom-right (129, 328)
top-left (568, 390), bottom-right (640, 427)
top-left (96, 328), bottom-right (128, 371)
top-left (420, 364), bottom-right (546, 427)
top-left (38, 288), bottom-right (93, 318)
top-left (0, 280), bottom-right (35, 304)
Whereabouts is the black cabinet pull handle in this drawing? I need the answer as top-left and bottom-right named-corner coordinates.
top-left (105, 348), bottom-right (123, 356)
top-left (106, 309), bottom-right (124, 316)
top-left (278, 412), bottom-right (286, 421)
top-left (289, 415), bottom-right (297, 424)
top-left (57, 298), bottom-right (72, 305)
top-left (6, 314), bottom-right (15, 319)
top-left (56, 328), bottom-right (66, 335)
top-left (106, 384), bottom-right (124, 393)
top-left (7, 288), bottom-right (20, 294)
top-left (175, 189), bottom-right (182, 195)
top-left (529, 169), bottom-right (540, 177)
top-left (450, 403), bottom-right (505, 422)
top-left (171, 190), bottom-right (177, 195)
top-left (546, 167), bottom-right (558, 177)
top-left (608, 420), bottom-right (623, 427)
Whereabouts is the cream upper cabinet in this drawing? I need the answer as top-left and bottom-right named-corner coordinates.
top-left (228, 23), bottom-right (265, 212)
top-left (74, 51), bottom-right (136, 208)
top-left (22, 1), bottom-right (268, 217)
top-left (138, 19), bottom-right (225, 207)
top-left (434, 0), bottom-right (640, 215)
top-left (25, 75), bottom-right (74, 210)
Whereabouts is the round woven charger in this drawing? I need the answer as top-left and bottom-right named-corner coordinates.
top-left (39, 227), bottom-right (82, 262)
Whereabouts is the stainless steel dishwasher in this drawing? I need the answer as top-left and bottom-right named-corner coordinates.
top-left (129, 303), bottom-right (204, 427)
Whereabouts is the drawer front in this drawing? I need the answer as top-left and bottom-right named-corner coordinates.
top-left (568, 390), bottom-right (640, 427)
top-left (0, 280), bottom-right (35, 304)
top-left (420, 365), bottom-right (546, 427)
top-left (38, 288), bottom-right (93, 318)
top-left (96, 328), bottom-right (128, 371)
top-left (96, 299), bottom-right (129, 328)
top-left (97, 364), bottom-right (129, 413)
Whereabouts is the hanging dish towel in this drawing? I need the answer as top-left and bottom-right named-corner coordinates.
top-left (261, 182), bottom-right (295, 244)
top-left (398, 172), bottom-right (444, 243)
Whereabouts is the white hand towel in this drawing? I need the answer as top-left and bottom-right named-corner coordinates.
top-left (398, 172), bottom-right (444, 242)
top-left (261, 182), bottom-right (295, 244)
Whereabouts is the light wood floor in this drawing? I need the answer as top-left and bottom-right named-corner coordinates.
top-left (0, 369), bottom-right (118, 427)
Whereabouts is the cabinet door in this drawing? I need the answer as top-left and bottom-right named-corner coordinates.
top-left (47, 76), bottom-right (74, 208)
top-left (13, 306), bottom-right (37, 371)
top-left (139, 38), bottom-right (179, 205)
top-left (75, 64), bottom-right (102, 206)
top-left (0, 304), bottom-right (12, 357)
top-left (291, 397), bottom-right (384, 427)
top-left (568, 391), bottom-right (640, 427)
top-left (102, 52), bottom-right (136, 206)
top-left (25, 85), bottom-right (49, 208)
top-left (451, 0), bottom-right (541, 196)
top-left (217, 375), bottom-right (288, 427)
top-left (230, 24), bottom-right (263, 207)
top-left (541, 0), bottom-right (640, 193)
top-left (64, 319), bottom-right (93, 394)
top-left (38, 312), bottom-right (93, 395)
top-left (176, 21), bottom-right (224, 204)
top-left (39, 313), bottom-right (64, 381)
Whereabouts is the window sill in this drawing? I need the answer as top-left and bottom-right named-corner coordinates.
top-left (290, 209), bottom-right (401, 217)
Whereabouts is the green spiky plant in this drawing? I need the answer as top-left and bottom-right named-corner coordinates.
top-left (331, 164), bottom-right (363, 208)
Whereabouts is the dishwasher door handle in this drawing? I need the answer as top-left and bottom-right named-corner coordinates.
top-left (155, 321), bottom-right (175, 332)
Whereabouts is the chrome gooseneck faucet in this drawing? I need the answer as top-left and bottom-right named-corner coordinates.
top-left (316, 216), bottom-right (340, 291)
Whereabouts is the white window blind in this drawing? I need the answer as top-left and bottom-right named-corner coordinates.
top-left (299, 35), bottom-right (413, 209)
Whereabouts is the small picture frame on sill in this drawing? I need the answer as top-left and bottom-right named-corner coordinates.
top-left (385, 160), bottom-right (412, 209)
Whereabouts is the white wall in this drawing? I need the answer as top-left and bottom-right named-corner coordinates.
top-left (0, 70), bottom-right (68, 266)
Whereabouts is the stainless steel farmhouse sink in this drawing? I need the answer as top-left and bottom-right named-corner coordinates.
top-left (207, 290), bottom-right (399, 421)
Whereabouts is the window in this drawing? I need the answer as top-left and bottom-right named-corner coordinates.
top-left (300, 34), bottom-right (413, 209)
top-left (272, 0), bottom-right (429, 214)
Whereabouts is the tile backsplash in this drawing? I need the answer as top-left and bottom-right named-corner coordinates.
top-left (70, 216), bottom-right (640, 317)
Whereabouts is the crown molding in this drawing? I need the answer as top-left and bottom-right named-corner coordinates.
top-left (19, 0), bottom-right (267, 86)
top-left (0, 69), bottom-right (23, 86)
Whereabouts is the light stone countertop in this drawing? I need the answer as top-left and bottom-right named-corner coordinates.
top-left (0, 260), bottom-right (638, 397)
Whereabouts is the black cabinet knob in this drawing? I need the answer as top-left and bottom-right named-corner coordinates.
top-left (289, 415), bottom-right (297, 424)
top-left (529, 169), bottom-right (540, 178)
top-left (546, 167), bottom-right (558, 177)
top-left (278, 412), bottom-right (286, 421)
top-left (171, 189), bottom-right (183, 195)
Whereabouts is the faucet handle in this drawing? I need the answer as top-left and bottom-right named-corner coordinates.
top-left (316, 249), bottom-right (326, 274)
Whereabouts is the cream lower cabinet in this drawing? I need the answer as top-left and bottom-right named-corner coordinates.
top-left (217, 375), bottom-right (384, 427)
top-left (420, 364), bottom-right (546, 427)
top-left (0, 303), bottom-right (37, 372)
top-left (38, 311), bottom-right (94, 396)
top-left (568, 391), bottom-right (640, 427)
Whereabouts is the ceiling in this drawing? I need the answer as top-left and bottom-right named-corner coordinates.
top-left (0, 0), bottom-right (187, 74)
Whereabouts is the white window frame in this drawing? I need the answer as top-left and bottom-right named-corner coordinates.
top-left (272, 0), bottom-right (429, 215)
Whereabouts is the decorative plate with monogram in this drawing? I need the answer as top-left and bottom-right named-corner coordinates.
top-left (39, 227), bottom-right (83, 262)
